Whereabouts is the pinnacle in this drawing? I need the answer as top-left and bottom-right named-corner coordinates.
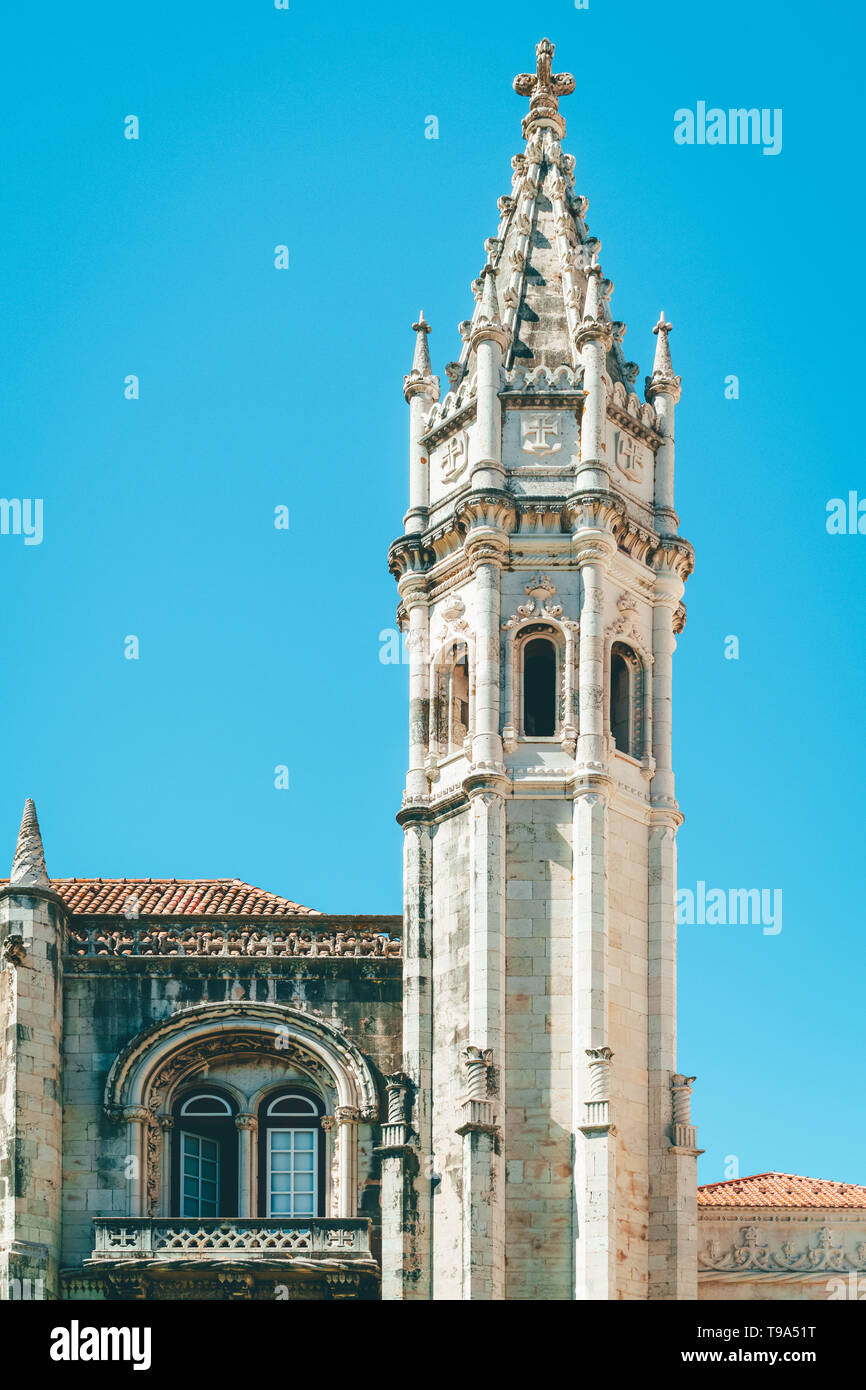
top-left (409, 312), bottom-right (433, 378)
top-left (9, 797), bottom-right (51, 889)
top-left (651, 311), bottom-right (676, 379)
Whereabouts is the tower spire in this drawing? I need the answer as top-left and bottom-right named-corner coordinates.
top-left (9, 798), bottom-right (50, 889)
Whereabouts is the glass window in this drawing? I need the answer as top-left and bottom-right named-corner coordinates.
top-left (171, 1088), bottom-right (237, 1219)
top-left (267, 1128), bottom-right (318, 1217)
top-left (181, 1132), bottom-right (221, 1217)
top-left (258, 1089), bottom-right (325, 1219)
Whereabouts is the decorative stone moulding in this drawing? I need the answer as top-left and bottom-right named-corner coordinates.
top-left (66, 922), bottom-right (402, 959)
top-left (700, 1225), bottom-right (866, 1276)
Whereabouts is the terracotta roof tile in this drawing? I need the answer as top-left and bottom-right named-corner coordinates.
top-left (1, 877), bottom-right (320, 917)
top-left (698, 1172), bottom-right (866, 1209)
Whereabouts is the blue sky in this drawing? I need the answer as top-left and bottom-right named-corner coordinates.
top-left (1, 0), bottom-right (863, 1187)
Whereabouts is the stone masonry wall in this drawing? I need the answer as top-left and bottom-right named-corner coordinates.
top-left (504, 798), bottom-right (573, 1300)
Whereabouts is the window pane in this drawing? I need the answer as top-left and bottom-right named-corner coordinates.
top-left (270, 1195), bottom-right (292, 1215)
top-left (292, 1194), bottom-right (314, 1215)
top-left (270, 1131), bottom-right (292, 1150)
top-left (294, 1131), bottom-right (314, 1151)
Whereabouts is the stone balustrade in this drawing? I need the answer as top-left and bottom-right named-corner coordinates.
top-left (89, 1216), bottom-right (373, 1262)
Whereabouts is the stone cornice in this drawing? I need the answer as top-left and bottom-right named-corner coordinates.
top-left (390, 494), bottom-right (694, 587)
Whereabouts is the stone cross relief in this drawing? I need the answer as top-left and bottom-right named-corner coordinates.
top-left (441, 432), bottom-right (467, 481)
top-left (616, 429), bottom-right (643, 474)
top-left (521, 412), bottom-right (562, 456)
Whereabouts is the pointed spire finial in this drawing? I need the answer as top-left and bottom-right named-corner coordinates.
top-left (513, 38), bottom-right (575, 138)
top-left (410, 310), bottom-right (432, 376)
top-left (470, 266), bottom-right (508, 351)
top-left (646, 311), bottom-right (682, 402)
top-left (404, 312), bottom-right (440, 403)
top-left (9, 798), bottom-right (50, 889)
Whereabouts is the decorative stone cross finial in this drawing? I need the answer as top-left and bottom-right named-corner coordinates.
top-left (513, 38), bottom-right (575, 138)
top-left (646, 310), bottom-right (682, 403)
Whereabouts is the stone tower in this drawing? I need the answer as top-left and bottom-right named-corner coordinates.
top-left (385, 38), bottom-right (698, 1300)
top-left (0, 800), bottom-right (66, 1300)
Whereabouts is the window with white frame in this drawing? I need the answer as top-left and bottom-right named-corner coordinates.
top-left (259, 1091), bottom-right (325, 1219)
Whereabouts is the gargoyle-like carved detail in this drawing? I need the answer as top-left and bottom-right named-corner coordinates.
top-left (1, 935), bottom-right (26, 966)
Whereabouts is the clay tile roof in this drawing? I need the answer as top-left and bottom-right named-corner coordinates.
top-left (0, 877), bottom-right (321, 917)
top-left (697, 1172), bottom-right (866, 1210)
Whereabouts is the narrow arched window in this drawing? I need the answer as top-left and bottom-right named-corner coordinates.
top-left (172, 1089), bottom-right (237, 1219)
top-left (449, 648), bottom-right (470, 751)
top-left (433, 641), bottom-right (470, 755)
top-left (610, 646), bottom-right (632, 755)
top-left (523, 636), bottom-right (556, 737)
top-left (258, 1090), bottom-right (325, 1219)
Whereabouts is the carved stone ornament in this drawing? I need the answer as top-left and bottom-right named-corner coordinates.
top-left (440, 430), bottom-right (468, 483)
top-left (1, 934), bottom-right (26, 966)
top-left (700, 1226), bottom-right (865, 1276)
top-left (521, 412), bottom-right (562, 456)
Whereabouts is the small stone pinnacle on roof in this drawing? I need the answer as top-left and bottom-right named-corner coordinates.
top-left (410, 311), bottom-right (433, 377)
top-left (651, 311), bottom-right (678, 379)
top-left (9, 798), bottom-right (51, 890)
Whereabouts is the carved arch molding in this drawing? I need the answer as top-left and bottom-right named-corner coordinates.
top-left (103, 1002), bottom-right (381, 1217)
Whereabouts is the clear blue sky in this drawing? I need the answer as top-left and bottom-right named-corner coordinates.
top-left (1, 0), bottom-right (863, 1187)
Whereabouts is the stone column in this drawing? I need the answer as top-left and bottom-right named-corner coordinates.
top-left (235, 1115), bottom-right (257, 1218)
top-left (403, 313), bottom-right (439, 535)
top-left (459, 781), bottom-right (507, 1301)
top-left (576, 1047), bottom-right (617, 1299)
top-left (321, 1116), bottom-right (336, 1218)
top-left (468, 544), bottom-right (505, 769)
top-left (469, 268), bottom-right (508, 491)
top-left (575, 265), bottom-right (612, 493)
top-left (124, 1107), bottom-right (149, 1218)
top-left (575, 538), bottom-right (614, 775)
top-left (647, 553), bottom-right (699, 1299)
top-left (401, 580), bottom-right (430, 802)
top-left (157, 1115), bottom-right (173, 1216)
top-left (376, 1073), bottom-right (420, 1302)
top-left (335, 1107), bottom-right (360, 1219)
top-left (456, 1046), bottom-right (502, 1300)
top-left (388, 815), bottom-right (434, 1299)
top-left (571, 535), bottom-right (615, 1299)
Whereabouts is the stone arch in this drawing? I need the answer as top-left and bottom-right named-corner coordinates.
top-left (104, 1002), bottom-right (380, 1220)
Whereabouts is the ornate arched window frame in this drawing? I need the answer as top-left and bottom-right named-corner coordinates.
top-left (502, 586), bottom-right (578, 754)
top-left (104, 1002), bottom-right (379, 1222)
top-left (429, 634), bottom-right (474, 762)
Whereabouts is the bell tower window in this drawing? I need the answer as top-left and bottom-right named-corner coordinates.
top-left (610, 642), bottom-right (635, 756)
top-left (433, 640), bottom-right (471, 756)
top-left (522, 636), bottom-right (557, 737)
